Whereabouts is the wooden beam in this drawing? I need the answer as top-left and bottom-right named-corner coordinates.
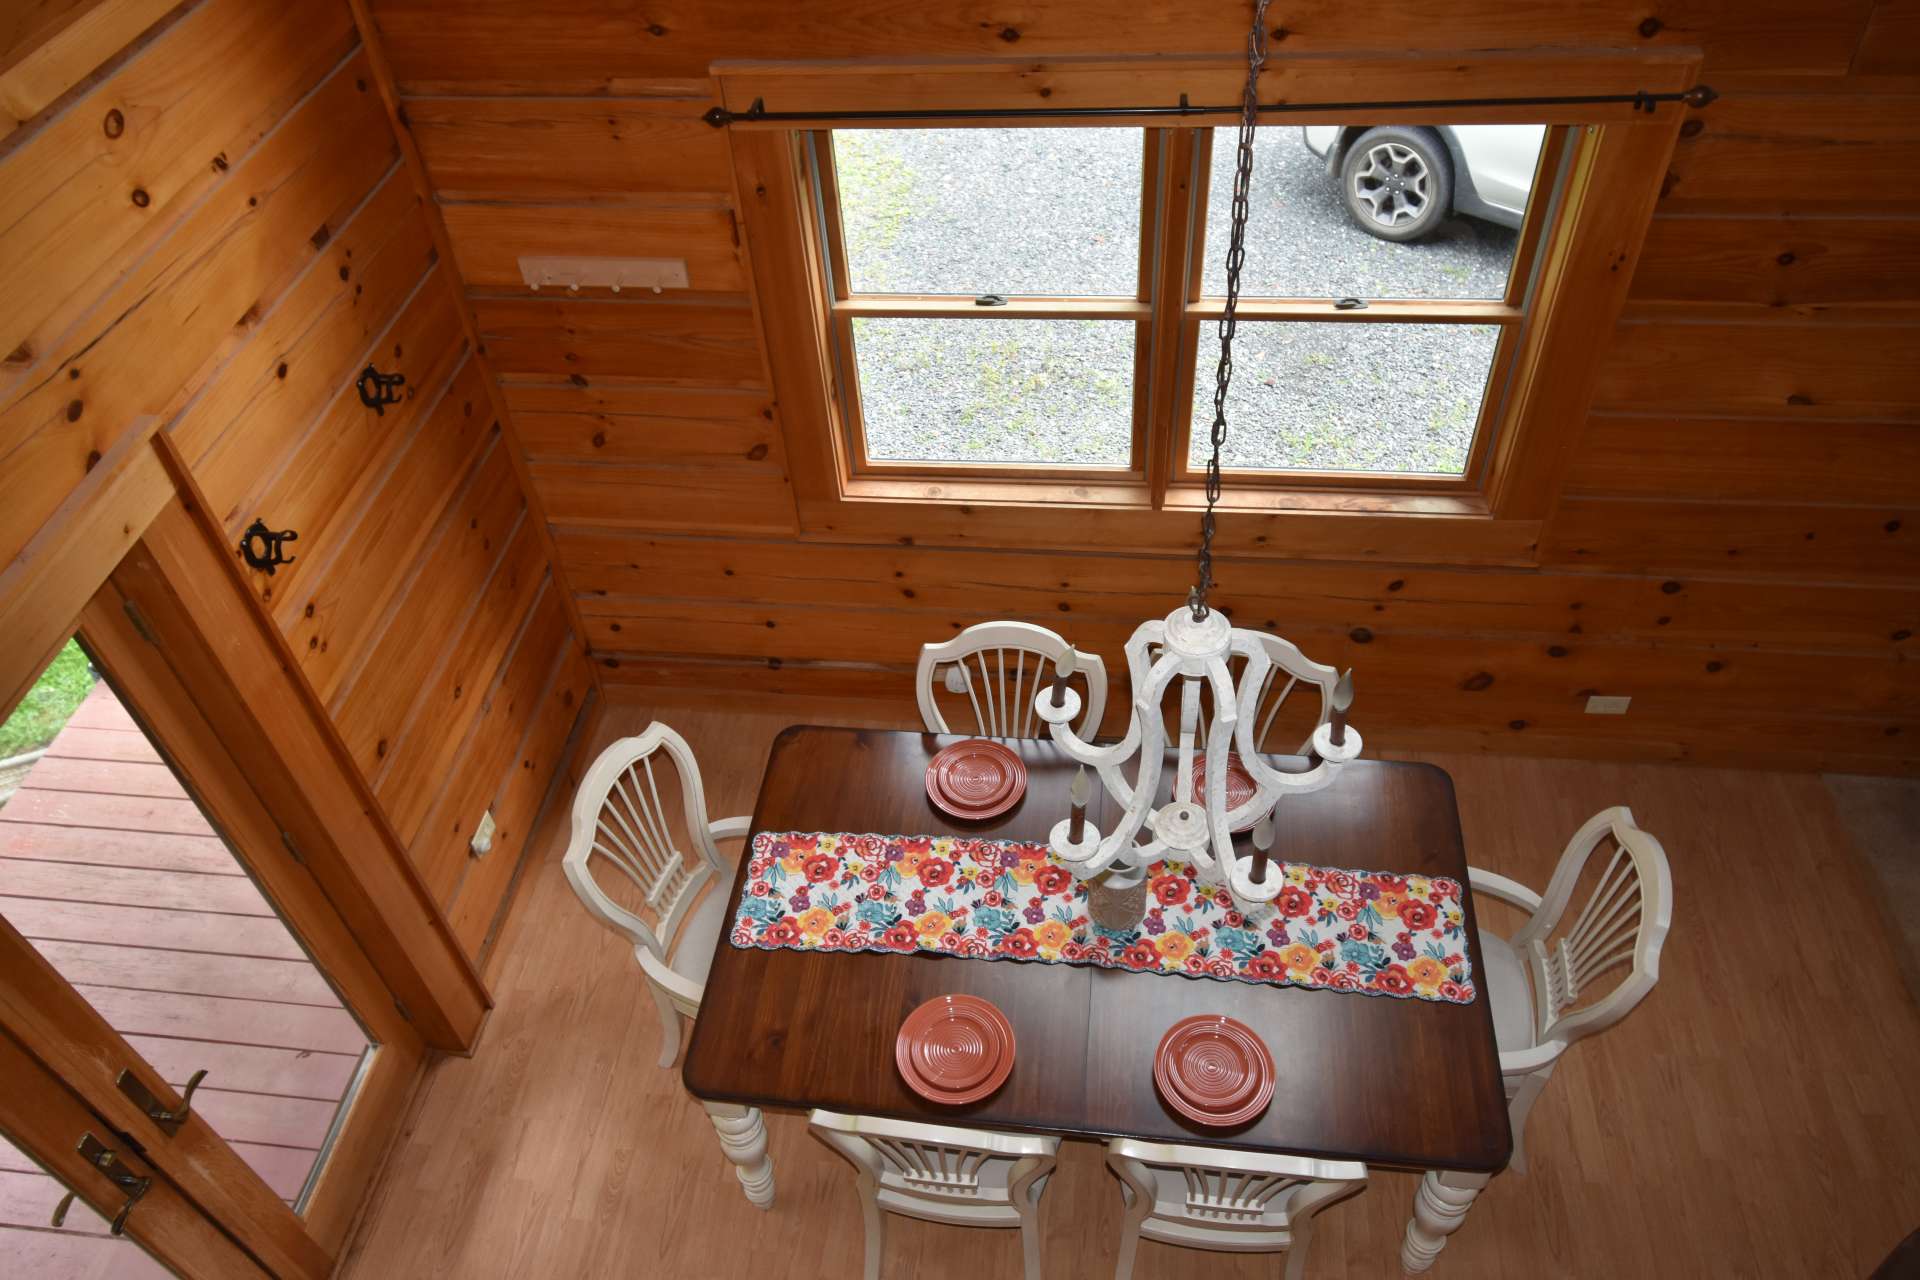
top-left (0, 419), bottom-right (167, 724)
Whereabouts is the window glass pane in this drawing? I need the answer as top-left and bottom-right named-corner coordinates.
top-left (1202, 124), bottom-right (1545, 300)
top-left (832, 129), bottom-right (1142, 296)
top-left (1190, 322), bottom-right (1501, 474)
top-left (852, 317), bottom-right (1133, 465)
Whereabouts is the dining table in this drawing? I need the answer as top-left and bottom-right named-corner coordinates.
top-left (683, 726), bottom-right (1512, 1273)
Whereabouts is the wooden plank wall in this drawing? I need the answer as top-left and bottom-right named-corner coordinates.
top-left (0, 0), bottom-right (593, 962)
top-left (358, 0), bottom-right (1919, 775)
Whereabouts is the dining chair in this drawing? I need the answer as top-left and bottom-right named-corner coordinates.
top-left (1103, 1138), bottom-right (1366, 1280)
top-left (917, 621), bottom-right (1107, 741)
top-left (562, 721), bottom-right (748, 1069)
top-left (561, 725), bottom-right (775, 1209)
top-left (809, 1109), bottom-right (1060, 1280)
top-left (1469, 805), bottom-right (1674, 1175)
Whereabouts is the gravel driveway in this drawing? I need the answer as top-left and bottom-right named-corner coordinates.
top-left (837, 127), bottom-right (1521, 473)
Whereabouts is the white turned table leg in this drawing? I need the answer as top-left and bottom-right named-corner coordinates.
top-left (704, 1102), bottom-right (775, 1210)
top-left (1400, 1169), bottom-right (1490, 1274)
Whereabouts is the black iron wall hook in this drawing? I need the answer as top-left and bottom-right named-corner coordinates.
top-left (239, 520), bottom-right (298, 575)
top-left (356, 364), bottom-right (406, 415)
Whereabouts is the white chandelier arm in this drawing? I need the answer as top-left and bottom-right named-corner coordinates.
top-left (1034, 678), bottom-right (1147, 811)
top-left (1092, 651), bottom-right (1184, 873)
top-left (1173, 675), bottom-right (1202, 804)
top-left (1038, 647), bottom-right (1182, 876)
top-left (1200, 656), bottom-right (1243, 890)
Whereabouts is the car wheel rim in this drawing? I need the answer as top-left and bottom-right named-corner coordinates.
top-left (1353, 142), bottom-right (1431, 227)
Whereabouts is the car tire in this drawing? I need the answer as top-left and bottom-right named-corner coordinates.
top-left (1339, 126), bottom-right (1453, 243)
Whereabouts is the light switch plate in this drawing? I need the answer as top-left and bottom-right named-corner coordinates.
top-left (470, 809), bottom-right (496, 858)
top-left (1585, 695), bottom-right (1632, 715)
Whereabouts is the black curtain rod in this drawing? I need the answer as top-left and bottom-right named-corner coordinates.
top-left (702, 84), bottom-right (1717, 128)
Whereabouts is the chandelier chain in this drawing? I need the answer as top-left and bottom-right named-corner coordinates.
top-left (1191, 0), bottom-right (1271, 621)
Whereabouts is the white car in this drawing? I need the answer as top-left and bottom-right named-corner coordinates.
top-left (1301, 125), bottom-right (1546, 242)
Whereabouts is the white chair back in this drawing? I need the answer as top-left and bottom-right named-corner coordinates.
top-left (810, 1110), bottom-right (1058, 1280)
top-left (916, 621), bottom-right (1107, 739)
top-left (1513, 805), bottom-right (1673, 1047)
top-left (1105, 1138), bottom-right (1364, 1280)
top-left (562, 722), bottom-right (726, 963)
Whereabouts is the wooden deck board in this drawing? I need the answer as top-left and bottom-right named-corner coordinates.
top-left (29, 940), bottom-right (344, 1007)
top-left (0, 789), bottom-right (217, 837)
top-left (0, 823), bottom-right (239, 876)
top-left (19, 757), bottom-right (187, 799)
top-left (1, 897), bottom-right (310, 959)
top-left (42, 728), bottom-right (163, 765)
top-left (2, 1229), bottom-right (173, 1279)
top-left (0, 860), bottom-right (274, 915)
top-left (0, 686), bottom-right (365, 1267)
top-left (126, 1035), bottom-right (364, 1101)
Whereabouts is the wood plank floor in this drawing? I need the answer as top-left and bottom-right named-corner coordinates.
top-left (340, 693), bottom-right (1920, 1279)
top-left (0, 683), bottom-right (370, 1276)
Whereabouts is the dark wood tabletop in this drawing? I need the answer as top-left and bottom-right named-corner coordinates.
top-left (682, 726), bottom-right (1512, 1173)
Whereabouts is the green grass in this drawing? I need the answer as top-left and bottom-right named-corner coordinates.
top-left (0, 639), bottom-right (95, 758)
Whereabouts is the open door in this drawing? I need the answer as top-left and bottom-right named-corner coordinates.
top-left (0, 505), bottom-right (426, 1277)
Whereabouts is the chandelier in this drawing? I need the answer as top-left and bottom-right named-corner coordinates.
top-left (1030, 0), bottom-right (1361, 908)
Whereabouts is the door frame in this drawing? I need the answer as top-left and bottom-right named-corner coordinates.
top-left (0, 430), bottom-right (465, 1271)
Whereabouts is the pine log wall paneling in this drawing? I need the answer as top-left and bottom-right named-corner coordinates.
top-left (0, 0), bottom-right (593, 962)
top-left (359, 0), bottom-right (1919, 775)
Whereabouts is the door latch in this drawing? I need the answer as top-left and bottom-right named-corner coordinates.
top-left (117, 1067), bottom-right (206, 1136)
top-left (51, 1133), bottom-right (151, 1235)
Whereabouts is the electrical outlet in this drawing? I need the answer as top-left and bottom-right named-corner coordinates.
top-left (470, 809), bottom-right (496, 859)
top-left (1585, 695), bottom-right (1632, 715)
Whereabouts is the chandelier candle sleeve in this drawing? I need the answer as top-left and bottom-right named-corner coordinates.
top-left (1330, 669), bottom-right (1354, 749)
top-left (1068, 766), bottom-right (1090, 844)
top-left (1050, 648), bottom-right (1076, 710)
top-left (1250, 812), bottom-right (1274, 887)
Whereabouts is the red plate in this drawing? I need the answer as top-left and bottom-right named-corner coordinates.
top-left (925, 740), bottom-right (1028, 822)
top-left (895, 995), bottom-right (1016, 1105)
top-left (1153, 1015), bottom-right (1275, 1128)
top-left (1191, 752), bottom-right (1259, 833)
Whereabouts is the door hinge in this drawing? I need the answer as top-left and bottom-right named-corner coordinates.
top-left (279, 830), bottom-right (304, 865)
top-left (122, 599), bottom-right (157, 646)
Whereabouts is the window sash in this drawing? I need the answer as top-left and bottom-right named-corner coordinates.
top-left (1168, 124), bottom-right (1572, 492)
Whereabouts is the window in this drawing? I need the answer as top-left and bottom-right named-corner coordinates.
top-left (810, 121), bottom-right (1567, 493)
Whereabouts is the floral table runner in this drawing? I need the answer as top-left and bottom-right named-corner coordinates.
top-left (730, 832), bottom-right (1476, 1005)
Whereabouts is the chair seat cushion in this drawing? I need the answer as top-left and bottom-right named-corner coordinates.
top-left (669, 885), bottom-right (730, 989)
top-left (1477, 929), bottom-right (1537, 1053)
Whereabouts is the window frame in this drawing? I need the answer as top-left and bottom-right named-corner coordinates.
top-left (716, 51), bottom-right (1700, 564)
top-left (810, 119), bottom-right (1572, 497)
